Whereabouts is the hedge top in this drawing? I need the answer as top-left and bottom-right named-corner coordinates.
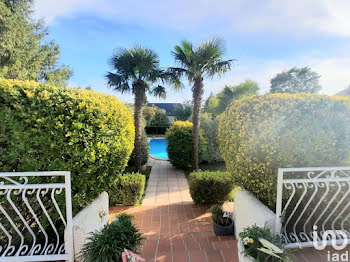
top-left (0, 79), bottom-right (135, 213)
top-left (219, 93), bottom-right (350, 209)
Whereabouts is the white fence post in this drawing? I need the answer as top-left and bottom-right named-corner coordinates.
top-left (275, 166), bottom-right (350, 249)
top-left (0, 171), bottom-right (74, 261)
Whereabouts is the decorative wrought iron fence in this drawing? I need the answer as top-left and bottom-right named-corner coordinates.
top-left (275, 167), bottom-right (350, 249)
top-left (0, 171), bottom-right (73, 261)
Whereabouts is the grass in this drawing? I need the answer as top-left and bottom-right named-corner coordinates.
top-left (185, 161), bottom-right (240, 202)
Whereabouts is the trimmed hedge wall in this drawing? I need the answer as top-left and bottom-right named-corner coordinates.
top-left (108, 173), bottom-right (146, 206)
top-left (219, 93), bottom-right (350, 210)
top-left (166, 121), bottom-right (207, 169)
top-left (188, 171), bottom-right (234, 204)
top-left (0, 79), bottom-right (134, 214)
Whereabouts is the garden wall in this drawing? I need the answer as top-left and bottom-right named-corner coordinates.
top-left (65, 191), bottom-right (109, 261)
top-left (233, 190), bottom-right (276, 262)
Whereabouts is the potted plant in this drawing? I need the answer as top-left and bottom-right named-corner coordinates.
top-left (210, 205), bottom-right (234, 236)
top-left (239, 225), bottom-right (292, 262)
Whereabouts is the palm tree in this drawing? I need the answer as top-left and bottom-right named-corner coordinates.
top-left (106, 47), bottom-right (169, 171)
top-left (168, 38), bottom-right (234, 170)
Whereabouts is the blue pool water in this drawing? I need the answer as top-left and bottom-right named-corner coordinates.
top-left (149, 138), bottom-right (168, 159)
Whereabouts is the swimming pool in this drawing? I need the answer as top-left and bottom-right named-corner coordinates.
top-left (149, 138), bottom-right (168, 159)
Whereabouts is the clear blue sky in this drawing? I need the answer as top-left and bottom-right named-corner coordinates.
top-left (34, 0), bottom-right (350, 103)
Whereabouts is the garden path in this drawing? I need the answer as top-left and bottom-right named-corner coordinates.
top-left (142, 158), bottom-right (193, 206)
top-left (109, 158), bottom-right (325, 261)
top-left (109, 158), bottom-right (239, 261)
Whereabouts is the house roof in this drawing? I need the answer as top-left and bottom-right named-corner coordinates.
top-left (336, 87), bottom-right (350, 97)
top-left (147, 103), bottom-right (182, 116)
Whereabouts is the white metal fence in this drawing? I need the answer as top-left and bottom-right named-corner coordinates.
top-left (275, 167), bottom-right (350, 249)
top-left (0, 171), bottom-right (73, 261)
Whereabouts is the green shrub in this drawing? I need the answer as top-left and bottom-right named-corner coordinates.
top-left (188, 171), bottom-right (234, 204)
top-left (108, 173), bottom-right (146, 206)
top-left (129, 130), bottom-right (149, 166)
top-left (239, 225), bottom-right (290, 262)
top-left (200, 113), bottom-right (222, 163)
top-left (219, 93), bottom-right (350, 210)
top-left (166, 121), bottom-right (207, 169)
top-left (80, 213), bottom-right (143, 262)
top-left (0, 79), bottom-right (134, 214)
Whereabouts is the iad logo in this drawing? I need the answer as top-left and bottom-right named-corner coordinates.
top-left (312, 225), bottom-right (349, 262)
top-left (312, 225), bottom-right (349, 250)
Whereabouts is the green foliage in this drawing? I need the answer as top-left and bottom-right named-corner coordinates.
top-left (0, 79), bottom-right (135, 214)
top-left (0, 0), bottom-right (72, 85)
top-left (168, 38), bottom-right (234, 82)
top-left (239, 225), bottom-right (290, 262)
top-left (106, 47), bottom-right (172, 97)
top-left (174, 100), bottom-right (192, 121)
top-left (166, 121), bottom-right (207, 169)
top-left (204, 80), bottom-right (259, 116)
top-left (108, 173), bottom-right (146, 206)
top-left (204, 93), bottom-right (219, 115)
top-left (143, 105), bottom-right (170, 128)
top-left (129, 130), bottom-right (149, 166)
top-left (200, 113), bottom-right (222, 163)
top-left (188, 171), bottom-right (234, 204)
top-left (219, 93), bottom-right (350, 209)
top-left (210, 205), bottom-right (232, 226)
top-left (270, 67), bottom-right (321, 94)
top-left (80, 213), bottom-right (143, 262)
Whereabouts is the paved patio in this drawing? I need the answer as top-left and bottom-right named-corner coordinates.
top-left (109, 204), bottom-right (238, 262)
top-left (110, 157), bottom-right (239, 261)
top-left (109, 158), bottom-right (335, 262)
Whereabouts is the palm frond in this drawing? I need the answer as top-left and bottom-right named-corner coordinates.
top-left (105, 72), bottom-right (131, 93)
top-left (151, 85), bottom-right (166, 99)
top-left (172, 40), bottom-right (193, 68)
top-left (165, 67), bottom-right (187, 90)
top-left (206, 59), bottom-right (235, 78)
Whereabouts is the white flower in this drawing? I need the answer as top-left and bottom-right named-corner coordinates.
top-left (243, 237), bottom-right (250, 245)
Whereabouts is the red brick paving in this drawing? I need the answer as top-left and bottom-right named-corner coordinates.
top-left (110, 204), bottom-right (239, 262)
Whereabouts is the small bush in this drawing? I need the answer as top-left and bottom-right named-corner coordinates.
top-left (219, 93), bottom-right (350, 210)
top-left (188, 171), bottom-right (234, 204)
top-left (239, 225), bottom-right (290, 262)
top-left (108, 173), bottom-right (146, 206)
top-left (166, 121), bottom-right (207, 169)
top-left (0, 79), bottom-right (134, 214)
top-left (129, 130), bottom-right (149, 166)
top-left (80, 213), bottom-right (143, 262)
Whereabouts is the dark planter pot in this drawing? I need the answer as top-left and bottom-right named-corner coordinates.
top-left (213, 221), bottom-right (234, 236)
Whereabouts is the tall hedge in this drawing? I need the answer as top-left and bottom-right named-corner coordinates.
top-left (0, 79), bottom-right (135, 214)
top-left (219, 93), bottom-right (350, 210)
top-left (200, 113), bottom-right (222, 163)
top-left (166, 121), bottom-right (207, 169)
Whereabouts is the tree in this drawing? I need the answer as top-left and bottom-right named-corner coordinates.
top-left (215, 80), bottom-right (259, 115)
top-left (0, 0), bottom-right (72, 86)
top-left (169, 38), bottom-right (234, 170)
top-left (144, 106), bottom-right (170, 127)
top-left (106, 47), bottom-right (170, 170)
top-left (270, 67), bottom-right (321, 94)
top-left (174, 100), bottom-right (192, 121)
top-left (203, 93), bottom-right (218, 115)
